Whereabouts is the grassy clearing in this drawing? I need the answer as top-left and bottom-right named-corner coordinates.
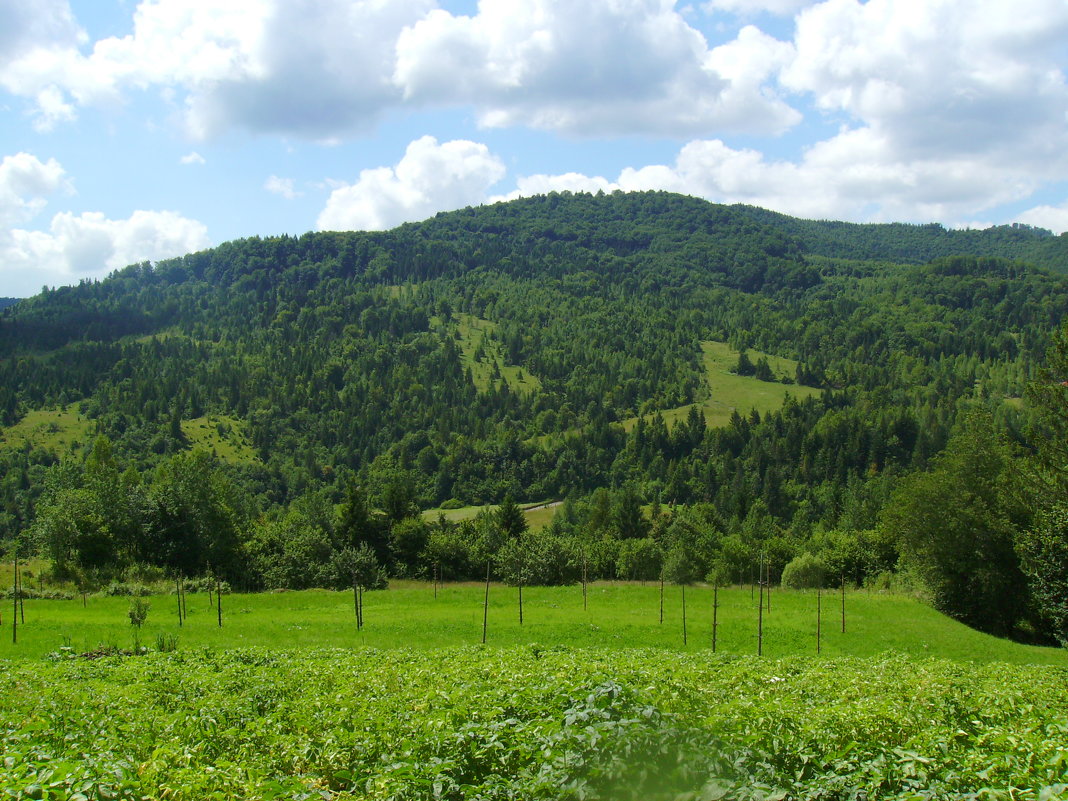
top-left (1, 582), bottom-right (1063, 665)
top-left (437, 313), bottom-right (543, 395)
top-left (622, 340), bottom-right (823, 432)
top-left (421, 500), bottom-right (559, 530)
top-left (179, 414), bottom-right (260, 464)
top-left (0, 406), bottom-right (92, 455)
top-left (0, 558), bottom-right (49, 589)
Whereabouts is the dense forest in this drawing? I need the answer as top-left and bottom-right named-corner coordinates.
top-left (2, 191), bottom-right (1067, 644)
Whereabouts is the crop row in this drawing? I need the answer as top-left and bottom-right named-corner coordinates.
top-left (2, 648), bottom-right (1067, 800)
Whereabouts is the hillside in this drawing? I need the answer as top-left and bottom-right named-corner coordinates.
top-left (1, 191), bottom-right (1067, 641)
top-left (733, 204), bottom-right (1068, 271)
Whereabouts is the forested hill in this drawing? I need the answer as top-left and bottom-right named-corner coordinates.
top-left (734, 204), bottom-right (1068, 270)
top-left (2, 190), bottom-right (1068, 640)
top-left (0, 298), bottom-right (19, 311)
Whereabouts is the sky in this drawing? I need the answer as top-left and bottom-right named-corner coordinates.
top-left (2, 0), bottom-right (1068, 297)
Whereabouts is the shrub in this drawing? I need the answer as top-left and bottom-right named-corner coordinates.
top-left (1, 587), bottom-right (74, 601)
top-left (128, 598), bottom-right (150, 632)
top-left (102, 581), bottom-right (153, 597)
top-left (781, 552), bottom-right (828, 589)
top-left (181, 576), bottom-right (232, 594)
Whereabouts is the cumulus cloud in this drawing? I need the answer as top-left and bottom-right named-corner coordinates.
top-left (705, 0), bottom-right (811, 14)
top-left (179, 151), bottom-right (206, 166)
top-left (395, 0), bottom-right (799, 136)
top-left (0, 152), bottom-right (72, 227)
top-left (781, 0), bottom-right (1068, 164)
top-left (5, 0), bottom-right (1068, 236)
top-left (1015, 203), bottom-right (1068, 235)
top-left (3, 209), bottom-right (210, 290)
top-left (488, 0), bottom-right (1068, 226)
top-left (3, 0), bottom-right (804, 139)
top-left (1, 0), bottom-right (433, 138)
top-left (0, 0), bottom-right (84, 59)
top-left (317, 136), bottom-right (505, 231)
top-left (264, 175), bottom-right (299, 199)
top-left (0, 1), bottom-right (88, 129)
top-left (0, 152), bottom-right (209, 295)
top-left (502, 126), bottom-right (1044, 225)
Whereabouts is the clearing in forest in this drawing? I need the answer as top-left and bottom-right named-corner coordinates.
top-left (622, 340), bottom-right (823, 432)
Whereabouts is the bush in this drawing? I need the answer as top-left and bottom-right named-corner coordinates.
top-left (864, 569), bottom-right (920, 594)
top-left (181, 576), bottom-right (232, 594)
top-left (1, 587), bottom-right (74, 601)
top-left (781, 552), bottom-right (827, 589)
top-left (101, 581), bottom-right (154, 597)
top-left (128, 598), bottom-right (150, 627)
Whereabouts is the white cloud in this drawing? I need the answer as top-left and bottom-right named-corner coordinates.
top-left (395, 0), bottom-right (799, 136)
top-left (179, 151), bottom-right (206, 165)
top-left (0, 152), bottom-right (71, 227)
top-left (0, 1), bottom-right (85, 66)
top-left (781, 0), bottom-right (1068, 165)
top-left (0, 152), bottom-right (209, 294)
top-left (498, 172), bottom-right (618, 200)
top-left (705, 0), bottom-right (811, 15)
top-left (8, 0), bottom-right (803, 139)
top-left (264, 175), bottom-right (299, 199)
top-left (3, 209), bottom-right (210, 285)
top-left (1015, 203), bottom-right (1068, 235)
top-left (1, 0), bottom-right (434, 139)
top-left (317, 136), bottom-right (505, 231)
top-left (501, 126), bottom-right (1045, 225)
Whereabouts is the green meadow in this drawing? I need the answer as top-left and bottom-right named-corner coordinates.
top-left (0, 406), bottom-right (91, 455)
top-left (622, 340), bottom-right (822, 432)
top-left (421, 500), bottom-right (559, 530)
top-left (2, 582), bottom-right (1064, 665)
top-left (437, 312), bottom-right (543, 396)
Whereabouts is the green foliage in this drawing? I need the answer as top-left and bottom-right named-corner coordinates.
top-left (32, 442), bottom-right (249, 585)
top-left (155, 633), bottom-right (178, 652)
top-left (781, 552), bottom-right (828, 589)
top-left (337, 482), bottom-right (389, 564)
top-left (388, 517), bottom-right (430, 576)
top-left (495, 495), bottom-right (528, 540)
top-left (615, 537), bottom-right (662, 582)
top-left (2, 648), bottom-right (1067, 800)
top-left (612, 484), bottom-right (649, 539)
top-left (661, 540), bottom-right (704, 586)
top-left (127, 597), bottom-right (149, 628)
top-left (1017, 505), bottom-right (1068, 646)
top-left (332, 542), bottom-right (387, 591)
top-left (880, 412), bottom-right (1027, 635)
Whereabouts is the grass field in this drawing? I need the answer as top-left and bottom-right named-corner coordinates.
top-left (179, 414), bottom-right (260, 464)
top-left (421, 500), bottom-right (560, 530)
top-left (621, 340), bottom-right (823, 432)
top-left (1, 582), bottom-right (1064, 665)
top-left (433, 313), bottom-right (543, 396)
top-left (0, 406), bottom-right (92, 455)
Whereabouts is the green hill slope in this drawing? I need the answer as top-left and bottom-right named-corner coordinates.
top-left (0, 192), bottom-right (1065, 644)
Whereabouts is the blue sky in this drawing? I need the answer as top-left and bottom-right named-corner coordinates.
top-left (2, 0), bottom-right (1068, 297)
